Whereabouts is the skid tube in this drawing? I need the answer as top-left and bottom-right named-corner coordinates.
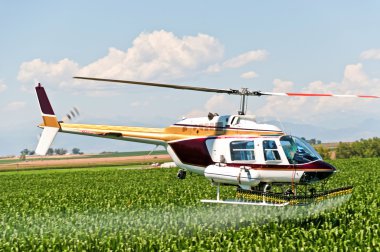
top-left (201, 183), bottom-right (353, 207)
top-left (201, 183), bottom-right (289, 207)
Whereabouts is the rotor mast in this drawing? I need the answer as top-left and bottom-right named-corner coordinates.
top-left (238, 88), bottom-right (249, 115)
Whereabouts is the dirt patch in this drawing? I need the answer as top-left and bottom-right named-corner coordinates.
top-left (0, 154), bottom-right (172, 171)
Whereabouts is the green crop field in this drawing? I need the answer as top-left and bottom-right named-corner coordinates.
top-left (0, 159), bottom-right (378, 251)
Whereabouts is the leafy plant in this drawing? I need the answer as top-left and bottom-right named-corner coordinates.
top-left (0, 158), bottom-right (378, 250)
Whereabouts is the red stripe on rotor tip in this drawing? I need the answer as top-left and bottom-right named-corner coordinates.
top-left (358, 95), bottom-right (379, 98)
top-left (286, 93), bottom-right (333, 97)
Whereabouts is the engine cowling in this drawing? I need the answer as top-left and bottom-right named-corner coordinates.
top-left (204, 164), bottom-right (260, 188)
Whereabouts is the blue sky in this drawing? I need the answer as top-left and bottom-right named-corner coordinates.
top-left (1, 1), bottom-right (380, 155)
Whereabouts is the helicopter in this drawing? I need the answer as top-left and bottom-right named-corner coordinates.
top-left (35, 77), bottom-right (379, 206)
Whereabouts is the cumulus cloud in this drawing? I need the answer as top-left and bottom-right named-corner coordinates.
top-left (256, 63), bottom-right (380, 125)
top-left (0, 81), bottom-right (7, 93)
top-left (343, 63), bottom-right (368, 84)
top-left (360, 49), bottom-right (380, 60)
top-left (223, 50), bottom-right (267, 68)
top-left (17, 30), bottom-right (229, 95)
top-left (240, 71), bottom-right (258, 79)
top-left (185, 94), bottom-right (236, 117)
top-left (17, 30), bottom-right (268, 96)
top-left (205, 64), bottom-right (222, 73)
top-left (206, 50), bottom-right (268, 73)
top-left (18, 58), bottom-right (80, 86)
top-left (78, 30), bottom-right (224, 82)
top-left (3, 101), bottom-right (26, 111)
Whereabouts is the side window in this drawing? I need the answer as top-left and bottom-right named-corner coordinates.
top-left (263, 140), bottom-right (281, 161)
top-left (230, 141), bottom-right (255, 161)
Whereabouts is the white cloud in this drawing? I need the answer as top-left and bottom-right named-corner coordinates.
top-left (18, 58), bottom-right (79, 87)
top-left (360, 49), bottom-right (380, 60)
top-left (205, 94), bottom-right (229, 112)
top-left (3, 101), bottom-right (26, 111)
top-left (256, 63), bottom-right (380, 125)
top-left (17, 30), bottom-right (227, 95)
top-left (343, 63), bottom-right (368, 85)
top-left (185, 94), bottom-right (236, 117)
top-left (0, 81), bottom-right (7, 93)
top-left (17, 30), bottom-right (268, 96)
top-left (185, 62), bottom-right (379, 124)
top-left (223, 50), bottom-right (267, 68)
top-left (206, 50), bottom-right (268, 73)
top-left (78, 30), bottom-right (224, 82)
top-left (205, 64), bottom-right (222, 73)
top-left (240, 71), bottom-right (258, 79)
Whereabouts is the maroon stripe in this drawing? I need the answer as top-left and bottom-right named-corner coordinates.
top-left (36, 84), bottom-right (55, 115)
top-left (174, 123), bottom-right (283, 133)
top-left (226, 160), bottom-right (335, 171)
top-left (169, 138), bottom-right (213, 167)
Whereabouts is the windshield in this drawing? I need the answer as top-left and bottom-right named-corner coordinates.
top-left (280, 136), bottom-right (322, 164)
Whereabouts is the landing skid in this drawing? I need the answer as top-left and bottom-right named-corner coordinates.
top-left (201, 183), bottom-right (353, 207)
top-left (201, 183), bottom-right (289, 206)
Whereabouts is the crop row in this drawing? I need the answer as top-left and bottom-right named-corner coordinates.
top-left (0, 159), bottom-right (378, 251)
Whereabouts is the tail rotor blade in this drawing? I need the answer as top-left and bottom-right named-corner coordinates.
top-left (61, 107), bottom-right (80, 123)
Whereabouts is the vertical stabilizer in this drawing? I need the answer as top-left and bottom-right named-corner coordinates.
top-left (35, 127), bottom-right (59, 155)
top-left (36, 83), bottom-right (60, 128)
top-left (35, 84), bottom-right (60, 155)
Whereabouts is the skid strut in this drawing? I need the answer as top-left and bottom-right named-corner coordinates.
top-left (201, 183), bottom-right (290, 207)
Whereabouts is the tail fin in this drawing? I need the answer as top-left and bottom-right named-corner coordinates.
top-left (35, 83), bottom-right (60, 128)
top-left (35, 83), bottom-right (60, 155)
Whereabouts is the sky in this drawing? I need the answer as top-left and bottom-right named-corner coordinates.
top-left (1, 1), bottom-right (380, 156)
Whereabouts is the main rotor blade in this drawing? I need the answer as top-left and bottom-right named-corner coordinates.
top-left (73, 77), bottom-right (380, 99)
top-left (259, 91), bottom-right (380, 98)
top-left (74, 76), bottom-right (238, 94)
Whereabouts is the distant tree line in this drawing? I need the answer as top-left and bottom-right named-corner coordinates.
top-left (301, 137), bottom-right (322, 145)
top-left (335, 137), bottom-right (380, 159)
top-left (20, 149), bottom-right (35, 156)
top-left (20, 148), bottom-right (82, 156)
top-left (314, 137), bottom-right (380, 160)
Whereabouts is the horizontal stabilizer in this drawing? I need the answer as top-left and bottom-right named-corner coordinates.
top-left (35, 127), bottom-right (59, 155)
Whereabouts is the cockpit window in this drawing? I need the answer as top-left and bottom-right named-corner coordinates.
top-left (280, 136), bottom-right (322, 164)
top-left (230, 141), bottom-right (255, 161)
top-left (263, 140), bottom-right (281, 161)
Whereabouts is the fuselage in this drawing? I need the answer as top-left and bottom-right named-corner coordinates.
top-left (50, 114), bottom-right (335, 187)
top-left (34, 82), bottom-right (335, 188)
top-left (166, 115), bottom-right (335, 187)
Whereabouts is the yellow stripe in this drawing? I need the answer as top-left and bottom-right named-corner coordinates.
top-left (60, 123), bottom-right (283, 143)
top-left (42, 116), bottom-right (60, 128)
top-left (165, 125), bottom-right (283, 137)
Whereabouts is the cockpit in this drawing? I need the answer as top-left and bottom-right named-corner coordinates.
top-left (280, 136), bottom-right (322, 164)
top-left (206, 135), bottom-right (323, 165)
